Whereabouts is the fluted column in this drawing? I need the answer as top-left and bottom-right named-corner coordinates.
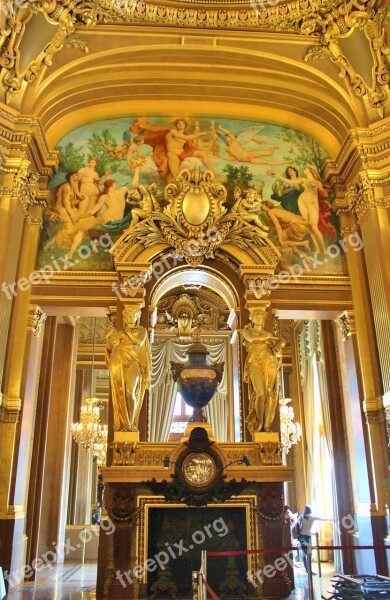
top-left (331, 207), bottom-right (389, 574)
top-left (0, 210), bottom-right (45, 585)
top-left (320, 320), bottom-right (356, 574)
top-left (37, 322), bottom-right (78, 560)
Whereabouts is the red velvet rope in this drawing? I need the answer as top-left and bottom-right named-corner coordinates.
top-left (207, 544), bottom-right (390, 557)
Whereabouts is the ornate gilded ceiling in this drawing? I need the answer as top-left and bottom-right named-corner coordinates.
top-left (0, 0), bottom-right (388, 140)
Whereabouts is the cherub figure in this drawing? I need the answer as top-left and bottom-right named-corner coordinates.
top-left (231, 186), bottom-right (269, 236)
top-left (126, 183), bottom-right (159, 230)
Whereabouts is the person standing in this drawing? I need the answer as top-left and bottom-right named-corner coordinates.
top-left (298, 505), bottom-right (331, 573)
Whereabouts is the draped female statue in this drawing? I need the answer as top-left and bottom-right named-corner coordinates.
top-left (106, 307), bottom-right (151, 432)
top-left (243, 309), bottom-right (285, 433)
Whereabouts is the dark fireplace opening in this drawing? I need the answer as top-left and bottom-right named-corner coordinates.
top-left (147, 506), bottom-right (249, 598)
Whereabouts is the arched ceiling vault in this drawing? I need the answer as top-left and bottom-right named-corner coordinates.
top-left (21, 26), bottom-right (365, 156)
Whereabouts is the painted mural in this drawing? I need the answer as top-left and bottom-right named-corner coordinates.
top-left (37, 116), bottom-right (345, 273)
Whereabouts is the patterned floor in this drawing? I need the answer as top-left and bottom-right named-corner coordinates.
top-left (3, 560), bottom-right (335, 599)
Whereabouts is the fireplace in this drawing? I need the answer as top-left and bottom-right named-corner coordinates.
top-left (137, 496), bottom-right (257, 598)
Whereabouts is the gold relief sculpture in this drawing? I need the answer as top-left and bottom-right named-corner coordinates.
top-left (4, 0), bottom-right (388, 105)
top-left (243, 308), bottom-right (286, 434)
top-left (106, 306), bottom-right (151, 432)
top-left (304, 1), bottom-right (390, 114)
top-left (164, 293), bottom-right (201, 339)
top-left (112, 165), bottom-right (281, 268)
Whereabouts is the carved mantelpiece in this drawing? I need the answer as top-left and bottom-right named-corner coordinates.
top-left (98, 426), bottom-right (294, 598)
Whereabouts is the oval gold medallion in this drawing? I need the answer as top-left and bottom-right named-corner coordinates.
top-left (182, 187), bottom-right (210, 225)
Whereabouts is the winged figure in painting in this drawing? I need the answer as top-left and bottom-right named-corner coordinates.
top-left (217, 124), bottom-right (293, 166)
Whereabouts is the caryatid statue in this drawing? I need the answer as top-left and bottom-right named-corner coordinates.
top-left (243, 308), bottom-right (286, 433)
top-left (106, 307), bottom-right (151, 432)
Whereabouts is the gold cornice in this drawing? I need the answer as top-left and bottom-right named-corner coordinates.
top-left (325, 118), bottom-right (390, 183)
top-left (0, 105), bottom-right (58, 173)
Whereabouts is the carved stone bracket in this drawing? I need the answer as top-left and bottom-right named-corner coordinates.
top-left (343, 171), bottom-right (389, 224)
top-left (0, 160), bottom-right (46, 225)
top-left (336, 310), bottom-right (356, 341)
top-left (111, 441), bottom-right (138, 466)
top-left (304, 1), bottom-right (390, 115)
top-left (28, 305), bottom-right (47, 337)
top-left (258, 442), bottom-right (282, 466)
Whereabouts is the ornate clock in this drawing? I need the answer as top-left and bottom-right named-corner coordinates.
top-left (182, 452), bottom-right (217, 487)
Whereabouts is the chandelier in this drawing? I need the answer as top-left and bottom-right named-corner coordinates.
top-left (72, 396), bottom-right (108, 453)
top-left (279, 397), bottom-right (302, 454)
top-left (72, 317), bottom-right (108, 468)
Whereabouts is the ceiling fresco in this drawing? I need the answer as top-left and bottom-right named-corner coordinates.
top-left (37, 116), bottom-right (345, 274)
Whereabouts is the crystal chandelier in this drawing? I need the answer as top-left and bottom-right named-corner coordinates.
top-left (72, 317), bottom-right (108, 468)
top-left (72, 397), bottom-right (108, 453)
top-left (279, 397), bottom-right (302, 454)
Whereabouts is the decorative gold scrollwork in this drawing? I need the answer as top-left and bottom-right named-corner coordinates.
top-left (112, 166), bottom-right (279, 269)
top-left (305, 1), bottom-right (390, 115)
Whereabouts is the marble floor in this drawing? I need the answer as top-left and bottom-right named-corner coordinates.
top-left (3, 560), bottom-right (335, 599)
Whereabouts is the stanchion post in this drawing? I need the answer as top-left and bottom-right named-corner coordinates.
top-left (307, 545), bottom-right (314, 600)
top-left (198, 573), bottom-right (203, 600)
top-left (192, 570), bottom-right (199, 600)
top-left (315, 532), bottom-right (322, 578)
top-left (81, 527), bottom-right (86, 565)
top-left (201, 550), bottom-right (207, 600)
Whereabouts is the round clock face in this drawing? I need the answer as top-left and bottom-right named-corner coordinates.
top-left (182, 453), bottom-right (217, 487)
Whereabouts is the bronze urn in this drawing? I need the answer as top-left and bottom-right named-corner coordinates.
top-left (170, 342), bottom-right (224, 422)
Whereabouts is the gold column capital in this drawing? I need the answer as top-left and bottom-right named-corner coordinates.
top-left (0, 394), bottom-right (21, 423)
top-left (245, 300), bottom-right (270, 318)
top-left (363, 398), bottom-right (385, 419)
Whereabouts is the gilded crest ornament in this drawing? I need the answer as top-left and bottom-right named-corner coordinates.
top-left (113, 166), bottom-right (278, 269)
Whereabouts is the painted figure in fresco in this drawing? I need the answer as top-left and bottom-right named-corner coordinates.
top-left (125, 183), bottom-right (157, 230)
top-left (269, 165), bottom-right (328, 253)
top-left (77, 156), bottom-right (111, 212)
top-left (261, 201), bottom-right (325, 266)
top-left (231, 186), bottom-right (269, 235)
top-left (217, 124), bottom-right (293, 166)
top-left (270, 166), bottom-right (304, 214)
top-left (51, 172), bottom-right (87, 223)
top-left (129, 117), bottom-right (214, 180)
top-left (98, 138), bottom-right (130, 160)
top-left (243, 309), bottom-right (286, 433)
top-left (106, 307), bottom-right (151, 432)
top-left (43, 173), bottom-right (92, 252)
top-left (67, 179), bottom-right (130, 258)
top-left (165, 118), bottom-right (214, 177)
top-left (194, 119), bottom-right (220, 156)
top-left (125, 134), bottom-right (148, 186)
